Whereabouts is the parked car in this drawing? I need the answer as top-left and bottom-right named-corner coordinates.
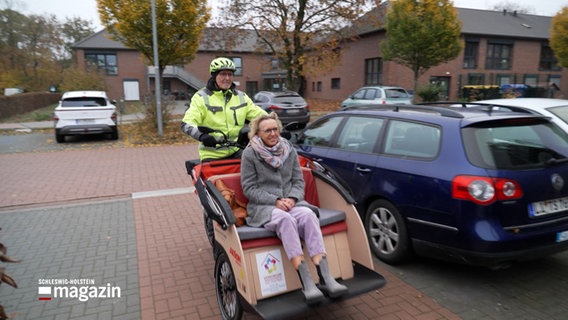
top-left (468, 98), bottom-right (568, 133)
top-left (341, 86), bottom-right (412, 109)
top-left (292, 105), bottom-right (568, 268)
top-left (253, 91), bottom-right (310, 128)
top-left (54, 91), bottom-right (118, 143)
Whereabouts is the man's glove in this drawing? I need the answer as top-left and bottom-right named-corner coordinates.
top-left (199, 133), bottom-right (217, 147)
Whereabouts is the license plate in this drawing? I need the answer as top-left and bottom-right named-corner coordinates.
top-left (529, 196), bottom-right (568, 217)
top-left (76, 119), bottom-right (95, 124)
top-left (557, 231), bottom-right (568, 243)
top-left (287, 109), bottom-right (301, 114)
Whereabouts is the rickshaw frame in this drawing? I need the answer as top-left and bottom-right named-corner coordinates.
top-left (186, 155), bottom-right (386, 319)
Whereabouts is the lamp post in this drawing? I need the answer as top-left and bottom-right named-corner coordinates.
top-left (151, 0), bottom-right (163, 136)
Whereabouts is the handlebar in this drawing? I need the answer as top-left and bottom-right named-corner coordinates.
top-left (198, 125), bottom-right (249, 150)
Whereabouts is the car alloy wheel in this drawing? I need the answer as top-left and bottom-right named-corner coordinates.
top-left (365, 199), bottom-right (411, 264)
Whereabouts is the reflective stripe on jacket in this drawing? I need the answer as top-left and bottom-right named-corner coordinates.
top-left (182, 87), bottom-right (266, 160)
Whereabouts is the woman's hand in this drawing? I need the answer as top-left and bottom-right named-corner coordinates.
top-left (276, 198), bottom-right (296, 211)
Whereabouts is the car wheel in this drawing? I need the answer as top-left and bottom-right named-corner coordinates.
top-left (110, 128), bottom-right (119, 140)
top-left (365, 199), bottom-right (411, 264)
top-left (215, 250), bottom-right (243, 320)
top-left (55, 133), bottom-right (65, 143)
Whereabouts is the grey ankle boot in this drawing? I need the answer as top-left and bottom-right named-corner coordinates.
top-left (297, 260), bottom-right (324, 304)
top-left (316, 256), bottom-right (348, 298)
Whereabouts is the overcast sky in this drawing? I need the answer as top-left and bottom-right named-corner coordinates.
top-left (10, 0), bottom-right (568, 32)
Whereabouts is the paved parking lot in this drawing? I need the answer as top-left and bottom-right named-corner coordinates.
top-left (1, 142), bottom-right (568, 319)
top-left (0, 144), bottom-right (458, 319)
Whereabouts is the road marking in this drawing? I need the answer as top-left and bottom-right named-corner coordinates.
top-left (131, 187), bottom-right (194, 199)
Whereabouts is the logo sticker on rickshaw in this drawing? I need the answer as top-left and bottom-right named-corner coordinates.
top-left (229, 247), bottom-right (242, 266)
top-left (256, 250), bottom-right (287, 296)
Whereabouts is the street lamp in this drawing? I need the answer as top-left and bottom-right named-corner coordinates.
top-left (151, 0), bottom-right (163, 136)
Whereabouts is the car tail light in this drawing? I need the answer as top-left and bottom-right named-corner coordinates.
top-left (268, 105), bottom-right (283, 110)
top-left (452, 175), bottom-right (523, 205)
top-left (111, 112), bottom-right (117, 123)
top-left (53, 115), bottom-right (59, 122)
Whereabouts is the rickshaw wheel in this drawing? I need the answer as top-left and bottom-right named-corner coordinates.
top-left (365, 199), bottom-right (412, 264)
top-left (215, 251), bottom-right (243, 320)
top-left (204, 211), bottom-right (215, 247)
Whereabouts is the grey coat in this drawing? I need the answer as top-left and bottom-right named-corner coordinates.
top-left (241, 141), bottom-right (318, 227)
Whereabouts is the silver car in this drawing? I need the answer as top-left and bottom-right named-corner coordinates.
top-left (341, 86), bottom-right (412, 109)
top-left (253, 91), bottom-right (310, 129)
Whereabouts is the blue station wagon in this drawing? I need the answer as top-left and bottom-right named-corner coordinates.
top-left (293, 105), bottom-right (568, 268)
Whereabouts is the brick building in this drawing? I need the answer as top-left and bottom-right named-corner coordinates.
top-left (73, 6), bottom-right (566, 102)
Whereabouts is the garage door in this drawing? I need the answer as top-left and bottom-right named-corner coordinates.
top-left (123, 80), bottom-right (140, 101)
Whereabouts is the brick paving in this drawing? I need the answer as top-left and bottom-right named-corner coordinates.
top-left (0, 143), bottom-right (458, 319)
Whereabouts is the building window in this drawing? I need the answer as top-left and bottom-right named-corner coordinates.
top-left (270, 58), bottom-right (279, 70)
top-left (549, 75), bottom-right (561, 97)
top-left (540, 43), bottom-right (561, 71)
top-left (364, 58), bottom-right (382, 85)
top-left (467, 73), bottom-right (485, 85)
top-left (246, 81), bottom-right (258, 97)
top-left (524, 74), bottom-right (538, 87)
top-left (549, 75), bottom-right (561, 87)
top-left (485, 41), bottom-right (513, 70)
top-left (496, 74), bottom-right (511, 86)
top-left (85, 53), bottom-right (118, 75)
top-left (331, 78), bottom-right (340, 89)
top-left (463, 38), bottom-right (479, 69)
top-left (227, 57), bottom-right (242, 76)
top-left (316, 81), bottom-right (322, 92)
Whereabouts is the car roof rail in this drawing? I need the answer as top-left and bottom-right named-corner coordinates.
top-left (342, 104), bottom-right (464, 118)
top-left (418, 101), bottom-right (534, 115)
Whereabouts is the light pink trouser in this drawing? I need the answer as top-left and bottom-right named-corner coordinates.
top-left (264, 206), bottom-right (325, 260)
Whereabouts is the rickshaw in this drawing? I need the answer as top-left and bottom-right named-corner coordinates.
top-left (185, 127), bottom-right (386, 320)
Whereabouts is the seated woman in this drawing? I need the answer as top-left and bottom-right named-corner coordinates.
top-left (240, 113), bottom-right (348, 304)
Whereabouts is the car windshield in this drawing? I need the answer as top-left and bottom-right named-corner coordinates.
top-left (462, 118), bottom-right (568, 170)
top-left (62, 97), bottom-right (107, 107)
top-left (272, 95), bottom-right (305, 104)
top-left (547, 105), bottom-right (568, 125)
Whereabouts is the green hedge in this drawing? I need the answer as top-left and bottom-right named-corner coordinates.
top-left (0, 92), bottom-right (61, 120)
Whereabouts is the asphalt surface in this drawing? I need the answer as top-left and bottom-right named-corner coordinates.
top-left (1, 115), bottom-right (568, 319)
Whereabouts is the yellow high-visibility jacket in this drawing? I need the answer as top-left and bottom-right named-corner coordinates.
top-left (181, 87), bottom-right (266, 160)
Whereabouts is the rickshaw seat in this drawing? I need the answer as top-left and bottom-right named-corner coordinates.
top-left (208, 169), bottom-right (348, 250)
top-left (239, 209), bottom-right (347, 249)
top-left (238, 209), bottom-right (346, 241)
top-left (209, 168), bottom-right (320, 207)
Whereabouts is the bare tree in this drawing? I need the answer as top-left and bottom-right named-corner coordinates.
top-left (215, 0), bottom-right (378, 94)
top-left (491, 1), bottom-right (535, 14)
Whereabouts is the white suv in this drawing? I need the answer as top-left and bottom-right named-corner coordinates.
top-left (54, 91), bottom-right (118, 143)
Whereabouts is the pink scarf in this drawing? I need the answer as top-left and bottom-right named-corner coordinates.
top-left (250, 136), bottom-right (291, 168)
